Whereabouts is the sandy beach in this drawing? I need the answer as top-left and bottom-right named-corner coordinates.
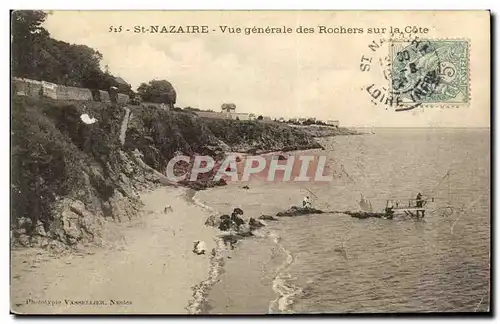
top-left (10, 186), bottom-right (219, 314)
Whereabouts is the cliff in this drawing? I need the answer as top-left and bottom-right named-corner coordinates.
top-left (10, 97), bottom-right (323, 249)
top-left (204, 119), bottom-right (323, 153)
top-left (290, 125), bottom-right (363, 137)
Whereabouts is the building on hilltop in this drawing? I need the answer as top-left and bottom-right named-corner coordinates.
top-left (229, 112), bottom-right (254, 121)
top-left (219, 103), bottom-right (258, 121)
top-left (196, 111), bottom-right (228, 119)
top-left (326, 120), bottom-right (339, 128)
top-left (221, 103), bottom-right (236, 113)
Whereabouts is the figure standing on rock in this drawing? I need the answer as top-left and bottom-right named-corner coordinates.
top-left (303, 196), bottom-right (312, 209)
top-left (230, 208), bottom-right (245, 230)
top-left (217, 208), bottom-right (245, 232)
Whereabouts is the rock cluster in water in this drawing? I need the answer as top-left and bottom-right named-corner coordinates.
top-left (275, 206), bottom-right (324, 217)
top-left (204, 208), bottom-right (266, 249)
top-left (342, 211), bottom-right (387, 219)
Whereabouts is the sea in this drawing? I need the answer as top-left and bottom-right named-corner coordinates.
top-left (194, 128), bottom-right (491, 314)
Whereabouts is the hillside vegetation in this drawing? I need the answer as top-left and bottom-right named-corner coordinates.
top-left (11, 97), bottom-right (322, 249)
top-left (204, 119), bottom-right (323, 153)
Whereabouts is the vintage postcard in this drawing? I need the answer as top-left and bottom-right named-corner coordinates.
top-left (10, 10), bottom-right (490, 315)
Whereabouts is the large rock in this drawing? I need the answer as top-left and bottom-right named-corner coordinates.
top-left (249, 218), bottom-right (265, 231)
top-left (259, 215), bottom-right (278, 221)
top-left (69, 200), bottom-right (86, 216)
top-left (109, 193), bottom-right (137, 222)
top-left (30, 235), bottom-right (49, 248)
top-left (276, 206), bottom-right (324, 217)
top-left (48, 198), bottom-right (106, 246)
top-left (33, 221), bottom-right (46, 237)
top-left (17, 217), bottom-right (32, 231)
top-left (61, 210), bottom-right (83, 242)
top-left (204, 215), bottom-right (221, 227)
top-left (236, 224), bottom-right (253, 237)
top-left (17, 234), bottom-right (31, 247)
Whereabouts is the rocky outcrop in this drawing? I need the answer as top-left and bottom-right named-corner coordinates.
top-left (203, 119), bottom-right (323, 153)
top-left (248, 218), bottom-right (265, 231)
top-left (11, 97), bottom-right (156, 249)
top-left (343, 211), bottom-right (386, 219)
top-left (259, 215), bottom-right (279, 221)
top-left (293, 125), bottom-right (363, 138)
top-left (11, 96), bottom-right (322, 249)
top-left (276, 206), bottom-right (325, 217)
top-left (204, 208), bottom-right (267, 249)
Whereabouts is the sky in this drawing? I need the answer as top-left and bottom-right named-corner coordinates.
top-left (43, 11), bottom-right (490, 127)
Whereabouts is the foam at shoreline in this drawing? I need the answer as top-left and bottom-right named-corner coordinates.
top-left (190, 188), bottom-right (304, 314)
top-left (185, 191), bottom-right (227, 314)
top-left (267, 230), bottom-right (303, 313)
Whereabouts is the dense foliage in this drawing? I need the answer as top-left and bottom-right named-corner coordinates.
top-left (11, 10), bottom-right (132, 95)
top-left (11, 97), bottom-right (124, 232)
top-left (137, 80), bottom-right (177, 106)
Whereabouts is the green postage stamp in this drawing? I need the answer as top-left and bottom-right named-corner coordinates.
top-left (390, 39), bottom-right (470, 105)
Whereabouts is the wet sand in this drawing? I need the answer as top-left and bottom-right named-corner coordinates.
top-left (11, 187), bottom-right (218, 314)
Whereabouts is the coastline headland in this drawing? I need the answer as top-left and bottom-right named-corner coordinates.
top-left (10, 95), bottom-right (359, 314)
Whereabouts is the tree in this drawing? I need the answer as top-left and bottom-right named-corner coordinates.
top-left (11, 10), bottom-right (50, 78)
top-left (137, 80), bottom-right (177, 108)
top-left (257, 115), bottom-right (263, 120)
top-left (11, 10), bottom-right (129, 91)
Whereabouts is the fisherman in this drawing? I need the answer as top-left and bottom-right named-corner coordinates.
top-left (416, 192), bottom-right (423, 208)
top-left (303, 196), bottom-right (312, 209)
top-left (230, 208), bottom-right (245, 230)
top-left (416, 192), bottom-right (426, 219)
top-left (384, 200), bottom-right (395, 219)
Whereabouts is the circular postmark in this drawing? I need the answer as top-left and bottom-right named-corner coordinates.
top-left (359, 35), bottom-right (441, 112)
top-left (359, 34), bottom-right (470, 111)
top-left (389, 38), bottom-right (442, 110)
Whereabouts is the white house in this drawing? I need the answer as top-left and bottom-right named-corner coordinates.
top-left (326, 120), bottom-right (340, 127)
top-left (230, 112), bottom-right (252, 121)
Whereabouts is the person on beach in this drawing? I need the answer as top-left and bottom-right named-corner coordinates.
top-left (218, 215), bottom-right (232, 231)
top-left (303, 196), bottom-right (312, 209)
top-left (416, 192), bottom-right (423, 208)
top-left (415, 192), bottom-right (425, 219)
top-left (230, 208), bottom-right (245, 230)
top-left (384, 200), bottom-right (395, 219)
top-left (192, 240), bottom-right (207, 255)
